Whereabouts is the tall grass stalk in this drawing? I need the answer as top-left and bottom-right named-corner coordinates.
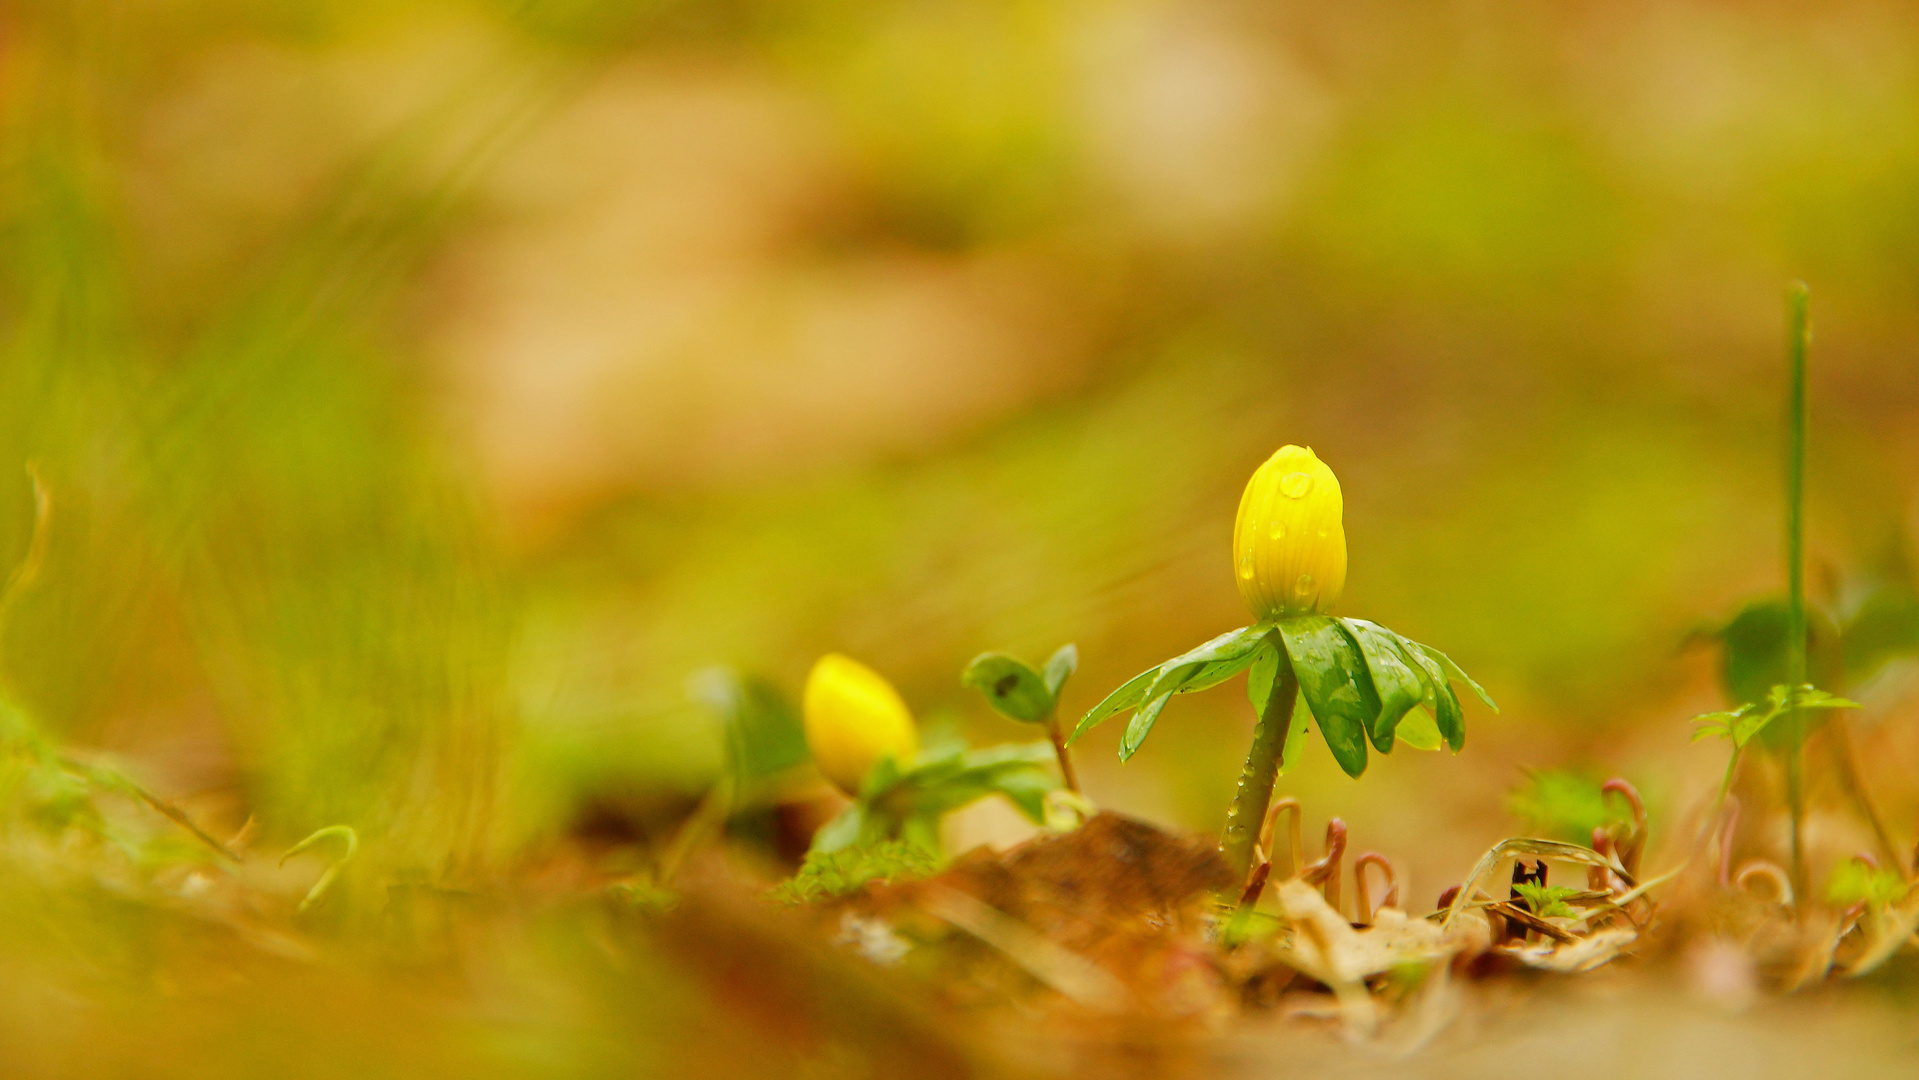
top-left (1784, 281), bottom-right (1810, 894)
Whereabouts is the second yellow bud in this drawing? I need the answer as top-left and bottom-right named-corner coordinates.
top-left (803, 653), bottom-right (919, 796)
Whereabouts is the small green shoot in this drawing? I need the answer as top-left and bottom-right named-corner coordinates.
top-left (962, 643), bottom-right (1081, 792)
top-left (1824, 860), bottom-right (1908, 909)
top-left (1512, 882), bottom-right (1582, 920)
top-left (1692, 683), bottom-right (1858, 803)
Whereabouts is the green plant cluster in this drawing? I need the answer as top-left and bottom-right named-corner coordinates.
top-left (1072, 616), bottom-right (1491, 778)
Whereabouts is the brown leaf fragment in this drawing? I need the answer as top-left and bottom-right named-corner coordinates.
top-left (1500, 927), bottom-right (1639, 973)
top-left (1487, 901), bottom-right (1577, 944)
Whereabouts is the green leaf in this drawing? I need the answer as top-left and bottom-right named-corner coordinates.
top-left (1072, 624), bottom-right (1271, 752)
top-left (1140, 624), bottom-right (1274, 702)
top-left (1041, 644), bottom-right (1078, 696)
top-left (1120, 691), bottom-right (1175, 761)
top-left (1246, 642), bottom-right (1310, 772)
top-left (961, 652), bottom-right (1055, 723)
top-left (1414, 643), bottom-right (1498, 712)
top-left (899, 742), bottom-right (1059, 817)
top-left (1691, 684), bottom-right (1856, 750)
top-left (1246, 643), bottom-right (1280, 709)
top-left (1278, 693), bottom-right (1311, 775)
top-left (1715, 599), bottom-right (1843, 710)
top-left (812, 805), bottom-right (865, 854)
top-left (990, 768), bottom-right (1056, 823)
top-left (1392, 637), bottom-right (1465, 751)
top-left (857, 753), bottom-right (908, 801)
top-left (1344, 619), bottom-right (1428, 752)
top-left (1395, 707), bottom-right (1443, 751)
top-left (1842, 583), bottom-right (1919, 687)
top-left (1277, 616), bottom-right (1378, 778)
top-left (899, 812), bottom-right (944, 857)
top-left (1071, 665), bottom-right (1158, 744)
top-left (688, 666), bottom-right (809, 788)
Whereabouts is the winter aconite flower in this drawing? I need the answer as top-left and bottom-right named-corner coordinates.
top-left (1076, 438), bottom-right (1492, 879)
top-left (1233, 445), bottom-right (1346, 619)
top-left (803, 654), bottom-right (918, 796)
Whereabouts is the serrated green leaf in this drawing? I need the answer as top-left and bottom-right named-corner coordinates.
top-left (1071, 664), bottom-right (1158, 743)
top-left (1395, 707), bottom-right (1443, 750)
top-left (1042, 644), bottom-right (1078, 696)
top-left (1345, 619), bottom-right (1427, 752)
top-left (961, 652), bottom-right (1055, 723)
top-left (1277, 616), bottom-right (1378, 778)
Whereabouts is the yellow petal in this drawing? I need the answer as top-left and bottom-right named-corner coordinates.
top-left (1232, 445), bottom-right (1347, 619)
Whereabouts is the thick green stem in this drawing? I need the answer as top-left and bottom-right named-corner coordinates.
top-left (1220, 654), bottom-right (1298, 881)
top-left (1785, 281), bottom-right (1810, 894)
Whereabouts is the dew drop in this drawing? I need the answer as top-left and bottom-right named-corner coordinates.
top-left (1294, 572), bottom-right (1315, 596)
top-left (1279, 471), bottom-right (1315, 499)
top-left (1267, 522), bottom-right (1285, 540)
top-left (1238, 556), bottom-right (1256, 581)
top-left (1317, 529), bottom-right (1328, 539)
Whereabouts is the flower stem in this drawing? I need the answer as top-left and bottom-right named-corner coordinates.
top-left (1785, 280), bottom-right (1810, 895)
top-left (1045, 713), bottom-right (1080, 793)
top-left (1220, 649), bottom-right (1297, 880)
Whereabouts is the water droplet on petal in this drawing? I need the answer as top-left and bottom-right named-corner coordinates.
top-left (1317, 529), bottom-right (1328, 539)
top-left (1279, 472), bottom-right (1315, 499)
top-left (1268, 522), bottom-right (1285, 540)
top-left (1294, 572), bottom-right (1315, 596)
top-left (1238, 555), bottom-right (1256, 580)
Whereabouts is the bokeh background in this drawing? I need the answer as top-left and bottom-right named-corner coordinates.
top-left (7, 0), bottom-right (1919, 1072)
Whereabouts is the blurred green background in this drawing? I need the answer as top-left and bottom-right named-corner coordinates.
top-left (7, 0), bottom-right (1919, 1012)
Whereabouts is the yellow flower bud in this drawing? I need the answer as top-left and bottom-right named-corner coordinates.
top-left (1232, 444), bottom-right (1347, 619)
top-left (803, 653), bottom-right (919, 796)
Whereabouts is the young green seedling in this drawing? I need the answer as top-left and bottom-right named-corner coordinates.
top-left (1688, 281), bottom-right (1917, 887)
top-left (1692, 683), bottom-right (1858, 804)
top-left (802, 653), bottom-right (1060, 858)
top-left (961, 643), bottom-right (1081, 792)
top-left (1072, 445), bottom-right (1495, 879)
